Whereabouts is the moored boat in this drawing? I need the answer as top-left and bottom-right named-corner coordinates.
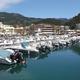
top-left (0, 49), bottom-right (24, 65)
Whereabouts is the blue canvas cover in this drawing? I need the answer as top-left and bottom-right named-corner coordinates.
top-left (0, 50), bottom-right (13, 58)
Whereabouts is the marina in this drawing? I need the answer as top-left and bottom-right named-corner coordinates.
top-left (0, 34), bottom-right (80, 65)
top-left (0, 20), bottom-right (80, 80)
top-left (0, 47), bottom-right (80, 80)
top-left (0, 0), bottom-right (80, 80)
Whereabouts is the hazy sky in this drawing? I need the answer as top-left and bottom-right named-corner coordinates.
top-left (0, 0), bottom-right (80, 18)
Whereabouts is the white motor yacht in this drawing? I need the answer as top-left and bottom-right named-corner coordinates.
top-left (0, 49), bottom-right (16, 65)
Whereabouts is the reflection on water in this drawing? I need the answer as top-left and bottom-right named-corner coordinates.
top-left (0, 46), bottom-right (80, 80)
top-left (71, 44), bottom-right (80, 55)
top-left (0, 50), bottom-right (50, 74)
top-left (9, 64), bottom-right (27, 74)
top-left (0, 47), bottom-right (80, 74)
top-left (0, 63), bottom-right (27, 74)
top-left (0, 54), bottom-right (28, 74)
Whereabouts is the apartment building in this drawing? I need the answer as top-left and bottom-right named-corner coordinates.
top-left (30, 24), bottom-right (65, 35)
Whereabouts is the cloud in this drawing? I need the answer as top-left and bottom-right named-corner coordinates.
top-left (0, 0), bottom-right (23, 9)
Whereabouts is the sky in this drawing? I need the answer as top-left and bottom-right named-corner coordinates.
top-left (0, 0), bottom-right (80, 18)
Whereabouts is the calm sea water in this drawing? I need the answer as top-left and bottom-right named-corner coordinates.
top-left (0, 47), bottom-right (80, 80)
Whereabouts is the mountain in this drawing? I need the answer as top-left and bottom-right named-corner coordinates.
top-left (0, 12), bottom-right (68, 27)
top-left (0, 12), bottom-right (80, 29)
top-left (65, 13), bottom-right (80, 29)
top-left (33, 18), bottom-right (68, 25)
top-left (0, 12), bottom-right (42, 27)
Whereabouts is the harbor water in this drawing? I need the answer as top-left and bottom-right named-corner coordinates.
top-left (0, 47), bottom-right (80, 80)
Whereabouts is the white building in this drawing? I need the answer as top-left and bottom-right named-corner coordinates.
top-left (0, 22), bottom-right (15, 35)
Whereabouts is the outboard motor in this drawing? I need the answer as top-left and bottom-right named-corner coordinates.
top-left (10, 51), bottom-right (25, 64)
top-left (14, 51), bottom-right (24, 63)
